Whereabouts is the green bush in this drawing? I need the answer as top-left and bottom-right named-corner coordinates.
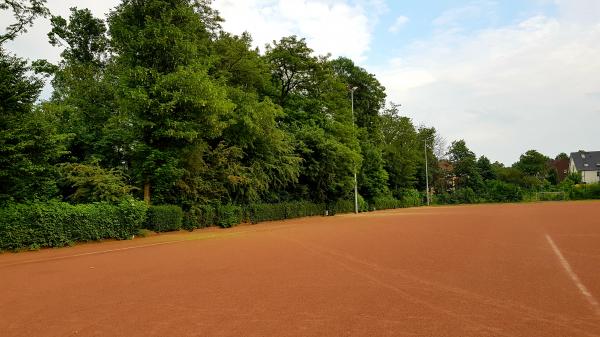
top-left (183, 205), bottom-right (216, 230)
top-left (372, 197), bottom-right (402, 210)
top-left (0, 199), bottom-right (147, 252)
top-left (536, 192), bottom-right (567, 201)
top-left (58, 162), bottom-right (134, 203)
top-left (145, 205), bottom-right (183, 232)
top-left (485, 180), bottom-right (523, 203)
top-left (286, 201), bottom-right (325, 218)
top-left (435, 188), bottom-right (478, 205)
top-left (570, 183), bottom-right (600, 200)
top-left (246, 201), bottom-right (325, 224)
top-left (331, 200), bottom-right (355, 215)
top-left (357, 195), bottom-right (369, 212)
top-left (247, 203), bottom-right (287, 223)
top-left (216, 204), bottom-right (243, 228)
top-left (372, 190), bottom-right (421, 210)
top-left (400, 189), bottom-right (422, 207)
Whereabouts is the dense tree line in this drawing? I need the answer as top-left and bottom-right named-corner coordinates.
top-left (1, 0), bottom-right (440, 209)
top-left (0, 0), bottom-right (593, 212)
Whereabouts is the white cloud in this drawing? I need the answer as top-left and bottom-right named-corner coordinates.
top-left (375, 13), bottom-right (600, 165)
top-left (2, 0), bottom-right (378, 94)
top-left (555, 0), bottom-right (600, 23)
top-left (388, 15), bottom-right (409, 33)
top-left (2, 0), bottom-right (379, 63)
top-left (212, 0), bottom-right (375, 61)
top-left (1, 0), bottom-right (119, 64)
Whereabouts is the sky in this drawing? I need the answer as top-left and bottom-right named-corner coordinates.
top-left (2, 0), bottom-right (600, 165)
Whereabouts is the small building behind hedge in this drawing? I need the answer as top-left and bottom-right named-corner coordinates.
top-left (570, 151), bottom-right (600, 184)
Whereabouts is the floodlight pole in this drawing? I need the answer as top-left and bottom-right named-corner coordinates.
top-left (424, 140), bottom-right (430, 206)
top-left (351, 87), bottom-right (359, 214)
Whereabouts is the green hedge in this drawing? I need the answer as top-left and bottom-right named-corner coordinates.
top-left (247, 201), bottom-right (325, 224)
top-left (400, 189), bottom-right (422, 207)
top-left (285, 201), bottom-right (325, 219)
top-left (570, 183), bottom-right (600, 200)
top-left (485, 180), bottom-right (523, 202)
top-left (247, 203), bottom-right (287, 223)
top-left (436, 188), bottom-right (478, 205)
top-left (372, 197), bottom-right (402, 210)
top-left (183, 205), bottom-right (216, 230)
top-left (332, 200), bottom-right (355, 214)
top-left (145, 205), bottom-right (183, 232)
top-left (0, 199), bottom-right (147, 252)
top-left (216, 204), bottom-right (243, 228)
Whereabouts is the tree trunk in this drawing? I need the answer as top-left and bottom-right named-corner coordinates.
top-left (144, 182), bottom-right (151, 205)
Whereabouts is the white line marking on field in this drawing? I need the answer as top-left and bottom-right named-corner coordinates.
top-left (545, 234), bottom-right (600, 315)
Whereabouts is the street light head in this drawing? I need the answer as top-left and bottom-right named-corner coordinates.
top-left (352, 86), bottom-right (358, 91)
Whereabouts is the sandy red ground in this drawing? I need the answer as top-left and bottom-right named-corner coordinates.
top-left (1, 201), bottom-right (600, 337)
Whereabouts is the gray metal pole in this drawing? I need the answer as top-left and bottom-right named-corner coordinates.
top-left (424, 140), bottom-right (430, 206)
top-left (351, 88), bottom-right (359, 214)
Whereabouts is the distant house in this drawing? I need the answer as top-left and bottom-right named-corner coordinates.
top-left (438, 159), bottom-right (458, 191)
top-left (569, 151), bottom-right (600, 184)
top-left (550, 158), bottom-right (570, 182)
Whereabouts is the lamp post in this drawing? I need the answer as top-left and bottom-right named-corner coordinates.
top-left (351, 86), bottom-right (359, 214)
top-left (424, 140), bottom-right (430, 206)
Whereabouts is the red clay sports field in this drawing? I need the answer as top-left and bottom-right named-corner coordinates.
top-left (1, 201), bottom-right (600, 336)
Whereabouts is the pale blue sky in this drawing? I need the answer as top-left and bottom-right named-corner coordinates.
top-left (2, 0), bottom-right (599, 165)
top-left (367, 0), bottom-right (557, 65)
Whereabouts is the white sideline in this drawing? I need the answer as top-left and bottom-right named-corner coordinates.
top-left (545, 234), bottom-right (600, 315)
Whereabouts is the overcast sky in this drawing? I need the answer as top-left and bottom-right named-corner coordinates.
top-left (2, 0), bottom-right (599, 165)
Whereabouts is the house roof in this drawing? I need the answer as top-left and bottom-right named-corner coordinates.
top-left (439, 159), bottom-right (453, 171)
top-left (570, 151), bottom-right (600, 172)
top-left (551, 158), bottom-right (570, 180)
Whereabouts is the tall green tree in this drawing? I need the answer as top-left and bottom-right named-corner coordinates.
top-left (36, 8), bottom-right (113, 163)
top-left (265, 36), bottom-right (360, 203)
top-left (380, 104), bottom-right (420, 197)
top-left (266, 36), bottom-right (319, 108)
top-left (514, 150), bottom-right (550, 178)
top-left (0, 50), bottom-right (67, 203)
top-left (357, 128), bottom-right (389, 201)
top-left (330, 57), bottom-right (388, 201)
top-left (477, 155), bottom-right (497, 181)
top-left (209, 32), bottom-right (300, 203)
top-left (330, 57), bottom-right (386, 132)
top-left (108, 0), bottom-right (234, 204)
top-left (448, 140), bottom-right (482, 191)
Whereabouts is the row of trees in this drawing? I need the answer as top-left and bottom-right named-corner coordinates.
top-left (0, 0), bottom-right (586, 211)
top-left (437, 140), bottom-right (579, 203)
top-left (1, 0), bottom-right (441, 209)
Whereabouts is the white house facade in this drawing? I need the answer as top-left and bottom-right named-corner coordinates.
top-left (570, 151), bottom-right (600, 184)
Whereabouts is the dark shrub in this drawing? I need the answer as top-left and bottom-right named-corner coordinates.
top-left (571, 183), bottom-right (600, 200)
top-left (145, 205), bottom-right (183, 232)
top-left (247, 201), bottom-right (325, 224)
top-left (332, 200), bottom-right (354, 215)
top-left (0, 199), bottom-right (147, 251)
top-left (285, 201), bottom-right (325, 219)
top-left (485, 180), bottom-right (523, 203)
top-left (183, 205), bottom-right (216, 230)
top-left (58, 162), bottom-right (134, 203)
top-left (216, 204), bottom-right (243, 228)
top-left (247, 203), bottom-right (287, 223)
top-left (436, 188), bottom-right (478, 205)
top-left (372, 197), bottom-right (402, 210)
top-left (400, 189), bottom-right (422, 207)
